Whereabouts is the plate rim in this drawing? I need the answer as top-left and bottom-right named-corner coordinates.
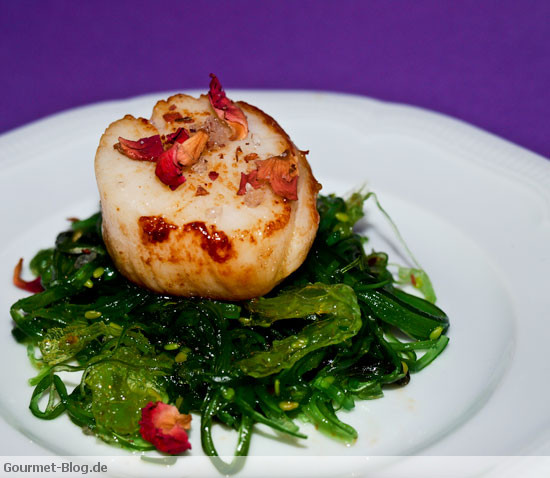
top-left (1, 90), bottom-right (549, 475)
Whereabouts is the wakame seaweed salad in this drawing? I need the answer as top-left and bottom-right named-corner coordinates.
top-left (10, 192), bottom-right (449, 465)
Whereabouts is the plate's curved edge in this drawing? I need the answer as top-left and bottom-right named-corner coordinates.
top-left (0, 90), bottom-right (549, 475)
top-left (363, 98), bottom-right (550, 208)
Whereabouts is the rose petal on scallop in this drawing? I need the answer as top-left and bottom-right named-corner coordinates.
top-left (255, 151), bottom-right (299, 201)
top-left (165, 128), bottom-right (190, 145)
top-left (208, 74), bottom-right (248, 140)
top-left (139, 401), bottom-right (192, 455)
top-left (174, 131), bottom-right (209, 167)
top-left (237, 170), bottom-right (262, 195)
top-left (114, 135), bottom-right (164, 161)
top-left (273, 174), bottom-right (298, 201)
top-left (155, 146), bottom-right (186, 190)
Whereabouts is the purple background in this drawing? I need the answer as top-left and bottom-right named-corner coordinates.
top-left (1, 1), bottom-right (549, 158)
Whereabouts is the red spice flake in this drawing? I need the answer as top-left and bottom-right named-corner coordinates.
top-left (165, 128), bottom-right (189, 145)
top-left (13, 258), bottom-right (43, 293)
top-left (176, 116), bottom-right (194, 124)
top-left (237, 173), bottom-right (248, 195)
top-left (139, 216), bottom-right (178, 243)
top-left (195, 186), bottom-right (209, 196)
top-left (410, 274), bottom-right (417, 287)
top-left (114, 135), bottom-right (164, 162)
top-left (243, 153), bottom-right (259, 163)
top-left (163, 112), bottom-right (183, 123)
top-left (208, 171), bottom-right (219, 181)
top-left (169, 104), bottom-right (176, 111)
top-left (183, 221), bottom-right (232, 263)
top-left (139, 402), bottom-right (191, 455)
top-left (208, 74), bottom-right (248, 140)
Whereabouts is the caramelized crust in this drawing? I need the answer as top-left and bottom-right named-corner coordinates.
top-left (95, 95), bottom-right (320, 300)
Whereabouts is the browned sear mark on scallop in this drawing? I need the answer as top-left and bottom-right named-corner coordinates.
top-left (183, 222), bottom-right (233, 263)
top-left (139, 216), bottom-right (178, 243)
top-left (263, 203), bottom-right (292, 237)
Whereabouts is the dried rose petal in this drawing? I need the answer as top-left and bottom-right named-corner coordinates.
top-left (155, 131), bottom-right (208, 190)
top-left (165, 128), bottom-right (189, 145)
top-left (174, 131), bottom-right (209, 167)
top-left (155, 147), bottom-right (186, 190)
top-left (114, 135), bottom-right (164, 162)
top-left (208, 171), bottom-right (219, 181)
top-left (13, 258), bottom-right (43, 293)
top-left (237, 151), bottom-right (299, 200)
top-left (237, 170), bottom-right (262, 195)
top-left (208, 74), bottom-right (248, 140)
top-left (139, 402), bottom-right (191, 455)
top-left (256, 151), bottom-right (299, 201)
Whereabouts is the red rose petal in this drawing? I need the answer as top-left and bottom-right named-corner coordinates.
top-left (237, 152), bottom-right (298, 201)
top-left (256, 152), bottom-right (299, 201)
top-left (208, 74), bottom-right (248, 140)
top-left (167, 129), bottom-right (190, 145)
top-left (139, 402), bottom-right (191, 455)
top-left (115, 135), bottom-right (164, 162)
top-left (165, 128), bottom-right (190, 145)
top-left (237, 170), bottom-right (262, 195)
top-left (155, 147), bottom-right (186, 190)
top-left (155, 131), bottom-right (208, 190)
top-left (270, 174), bottom-right (298, 201)
top-left (13, 258), bottom-right (43, 293)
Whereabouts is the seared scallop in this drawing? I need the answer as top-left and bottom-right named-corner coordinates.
top-left (95, 76), bottom-right (320, 300)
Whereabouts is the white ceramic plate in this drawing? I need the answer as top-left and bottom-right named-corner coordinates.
top-left (1, 91), bottom-right (549, 477)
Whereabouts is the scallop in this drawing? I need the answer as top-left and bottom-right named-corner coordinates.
top-left (95, 92), bottom-right (321, 300)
